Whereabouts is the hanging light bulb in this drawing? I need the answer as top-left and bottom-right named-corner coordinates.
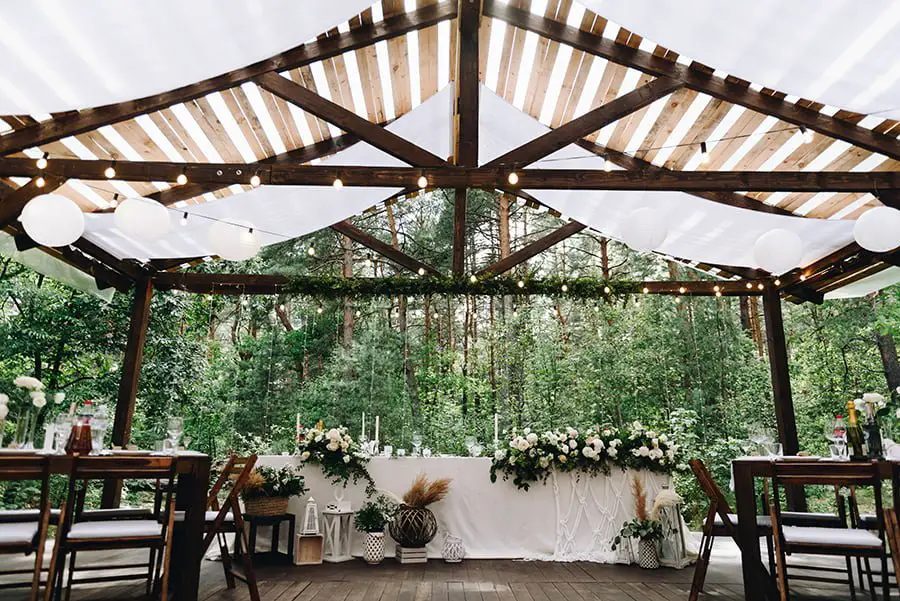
top-left (104, 162), bottom-right (116, 179)
top-left (699, 142), bottom-right (709, 165)
top-left (316, 306), bottom-right (323, 314)
top-left (180, 212), bottom-right (189, 227)
top-left (603, 158), bottom-right (613, 173)
top-left (417, 267), bottom-right (426, 276)
top-left (774, 279), bottom-right (781, 286)
top-left (36, 153), bottom-right (48, 170)
top-left (678, 286), bottom-right (686, 294)
top-left (517, 280), bottom-right (525, 288)
top-left (715, 291), bottom-right (722, 298)
top-left (507, 171), bottom-right (519, 185)
top-left (35, 176), bottom-right (46, 188)
top-left (250, 174), bottom-right (261, 187)
top-left (417, 174), bottom-right (428, 189)
top-left (109, 194), bottom-right (119, 209)
top-left (307, 246), bottom-right (316, 256)
top-left (642, 287), bottom-right (649, 294)
top-left (746, 282), bottom-right (753, 289)
top-left (333, 177), bottom-right (343, 189)
top-left (176, 171), bottom-right (188, 186)
top-left (603, 286), bottom-right (611, 294)
top-left (800, 126), bottom-right (814, 144)
top-left (561, 284), bottom-right (568, 292)
top-left (469, 275), bottom-right (477, 283)
top-left (713, 285), bottom-right (720, 292)
top-left (799, 274), bottom-right (807, 282)
top-left (757, 283), bottom-right (765, 290)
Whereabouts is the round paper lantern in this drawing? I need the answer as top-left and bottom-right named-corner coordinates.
top-left (20, 194), bottom-right (85, 247)
top-left (114, 197), bottom-right (171, 241)
top-left (620, 207), bottom-right (668, 252)
top-left (853, 206), bottom-right (900, 252)
top-left (753, 229), bottom-right (803, 274)
top-left (207, 219), bottom-right (260, 261)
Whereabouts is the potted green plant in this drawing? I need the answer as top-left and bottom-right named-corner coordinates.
top-left (241, 465), bottom-right (307, 516)
top-left (611, 475), bottom-right (664, 568)
top-left (354, 494), bottom-right (397, 565)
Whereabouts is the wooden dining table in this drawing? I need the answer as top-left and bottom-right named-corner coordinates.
top-left (0, 450), bottom-right (210, 601)
top-left (732, 457), bottom-right (898, 601)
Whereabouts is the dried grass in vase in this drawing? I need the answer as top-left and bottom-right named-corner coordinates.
top-left (402, 472), bottom-right (452, 508)
top-left (631, 473), bottom-right (649, 521)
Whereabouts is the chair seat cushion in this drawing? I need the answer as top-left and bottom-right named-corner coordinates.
top-left (781, 511), bottom-right (843, 528)
top-left (709, 513), bottom-right (771, 528)
top-left (173, 510), bottom-right (234, 523)
top-left (80, 507), bottom-right (153, 521)
top-left (783, 526), bottom-right (882, 548)
top-left (0, 522), bottom-right (38, 545)
top-left (68, 519), bottom-right (162, 540)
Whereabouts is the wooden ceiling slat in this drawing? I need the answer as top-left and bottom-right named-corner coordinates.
top-left (701, 107), bottom-right (768, 170)
top-left (291, 67), bottom-right (334, 142)
top-left (605, 73), bottom-right (656, 151)
top-left (230, 88), bottom-right (277, 158)
top-left (731, 122), bottom-right (797, 171)
top-left (186, 98), bottom-right (245, 163)
top-left (261, 90), bottom-right (303, 151)
top-left (353, 10), bottom-right (388, 123)
top-left (71, 130), bottom-right (158, 198)
top-left (151, 109), bottom-right (206, 163)
top-left (493, 16), bottom-right (519, 99)
top-left (112, 121), bottom-right (170, 162)
top-left (634, 88), bottom-right (698, 163)
top-left (549, 10), bottom-right (604, 128)
top-left (778, 146), bottom-right (874, 214)
top-left (419, 21), bottom-right (440, 103)
top-left (384, 0), bottom-right (413, 116)
top-left (220, 89), bottom-right (268, 160)
top-left (522, 0), bottom-right (569, 118)
top-left (663, 97), bottom-right (728, 169)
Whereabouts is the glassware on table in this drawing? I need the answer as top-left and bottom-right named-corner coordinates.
top-left (166, 417), bottom-right (184, 454)
top-left (411, 432), bottom-right (422, 457)
top-left (470, 441), bottom-right (484, 457)
top-left (465, 436), bottom-right (476, 456)
top-left (747, 422), bottom-right (773, 456)
top-left (382, 445), bottom-right (393, 457)
top-left (397, 448), bottom-right (406, 457)
top-left (90, 404), bottom-right (109, 454)
top-left (828, 443), bottom-right (849, 461)
top-left (54, 415), bottom-right (72, 454)
top-left (825, 416), bottom-right (848, 460)
top-left (422, 447), bottom-right (432, 458)
top-left (763, 442), bottom-right (783, 458)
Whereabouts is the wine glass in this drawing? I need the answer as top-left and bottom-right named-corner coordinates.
top-left (465, 435), bottom-right (476, 456)
top-left (747, 422), bottom-right (772, 456)
top-left (471, 441), bottom-right (484, 457)
top-left (412, 432), bottom-right (422, 457)
top-left (166, 417), bottom-right (184, 454)
top-left (826, 416), bottom-right (847, 460)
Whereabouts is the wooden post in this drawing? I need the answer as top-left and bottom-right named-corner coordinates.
top-left (100, 277), bottom-right (154, 508)
top-left (762, 287), bottom-right (807, 511)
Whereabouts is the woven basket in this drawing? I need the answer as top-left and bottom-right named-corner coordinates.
top-left (244, 496), bottom-right (289, 517)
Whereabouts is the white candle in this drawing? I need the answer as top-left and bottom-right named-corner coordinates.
top-left (494, 413), bottom-right (499, 445)
top-left (296, 413), bottom-right (301, 436)
top-left (361, 412), bottom-right (366, 440)
top-left (375, 415), bottom-right (380, 446)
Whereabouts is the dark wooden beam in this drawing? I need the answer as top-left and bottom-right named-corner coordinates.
top-left (257, 72), bottom-right (447, 167)
top-left (331, 220), bottom-right (441, 276)
top-left (101, 276), bottom-right (153, 508)
top-left (71, 238), bottom-right (147, 281)
top-left (477, 221), bottom-right (586, 276)
top-left (484, 0), bottom-right (900, 162)
top-left (0, 176), bottom-right (65, 229)
top-left (451, 0), bottom-right (482, 276)
top-left (0, 2), bottom-right (457, 155)
top-left (2, 158), bottom-right (897, 191)
top-left (487, 78), bottom-right (682, 168)
top-left (761, 286), bottom-right (806, 511)
top-left (575, 140), bottom-right (797, 217)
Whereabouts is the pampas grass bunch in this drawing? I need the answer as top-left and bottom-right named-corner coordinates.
top-left (403, 473), bottom-right (451, 508)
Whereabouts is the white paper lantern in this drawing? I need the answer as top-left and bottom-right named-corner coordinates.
top-left (753, 228), bottom-right (803, 274)
top-left (853, 206), bottom-right (900, 252)
top-left (620, 207), bottom-right (668, 251)
top-left (20, 194), bottom-right (85, 247)
top-left (207, 219), bottom-right (260, 261)
top-left (114, 197), bottom-right (171, 241)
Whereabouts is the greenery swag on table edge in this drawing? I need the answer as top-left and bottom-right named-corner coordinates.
top-left (490, 422), bottom-right (680, 491)
top-left (296, 424), bottom-right (377, 496)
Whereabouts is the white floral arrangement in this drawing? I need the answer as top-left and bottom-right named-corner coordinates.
top-left (490, 422), bottom-right (679, 491)
top-left (1, 376), bottom-right (64, 446)
top-left (295, 423), bottom-right (376, 495)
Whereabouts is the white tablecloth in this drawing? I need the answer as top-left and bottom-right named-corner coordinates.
top-left (256, 455), bottom-right (671, 562)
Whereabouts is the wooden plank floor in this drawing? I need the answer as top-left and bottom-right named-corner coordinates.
top-left (0, 543), bottom-right (881, 600)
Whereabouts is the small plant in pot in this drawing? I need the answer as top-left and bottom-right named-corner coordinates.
top-left (354, 494), bottom-right (397, 565)
top-left (611, 475), bottom-right (663, 569)
top-left (389, 473), bottom-right (451, 556)
top-left (241, 465), bottom-right (307, 517)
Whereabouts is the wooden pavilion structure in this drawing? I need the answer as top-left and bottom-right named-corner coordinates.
top-left (1, 0), bottom-right (899, 511)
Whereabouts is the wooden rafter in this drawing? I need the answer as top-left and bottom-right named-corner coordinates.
top-left (484, 0), bottom-right (900, 162)
top-left (0, 2), bottom-right (458, 155)
top-left (486, 77), bottom-right (682, 168)
top-left (451, 0), bottom-right (482, 276)
top-left (331, 220), bottom-right (441, 276)
top-left (476, 221), bottom-right (586, 276)
top-left (2, 158), bottom-right (896, 192)
top-left (256, 72), bottom-right (448, 167)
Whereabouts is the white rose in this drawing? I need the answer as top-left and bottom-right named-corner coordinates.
top-left (568, 439), bottom-right (577, 449)
top-left (582, 446), bottom-right (594, 458)
top-left (666, 449), bottom-right (675, 460)
top-left (326, 442), bottom-right (339, 451)
top-left (0, 393), bottom-right (7, 405)
top-left (659, 434), bottom-right (668, 443)
top-left (647, 431), bottom-right (657, 439)
top-left (523, 427), bottom-right (531, 435)
top-left (30, 391), bottom-right (47, 408)
top-left (315, 434), bottom-right (324, 443)
top-left (343, 455), bottom-right (351, 464)
top-left (609, 439), bottom-right (620, 448)
top-left (0, 405), bottom-right (7, 420)
top-left (300, 451), bottom-right (310, 461)
top-left (327, 428), bottom-right (341, 441)
top-left (53, 392), bottom-right (65, 404)
top-left (558, 455), bottom-right (567, 463)
top-left (602, 429), bottom-right (611, 436)
top-left (494, 449), bottom-right (507, 461)
top-left (539, 457), bottom-right (550, 468)
top-left (14, 376), bottom-right (43, 390)
top-left (638, 446), bottom-right (650, 457)
top-left (340, 441), bottom-right (349, 451)
top-left (593, 439), bottom-right (605, 449)
top-left (608, 448), bottom-right (617, 458)
top-left (651, 438), bottom-right (659, 447)
top-left (526, 433), bottom-right (538, 444)
top-left (864, 392), bottom-right (885, 405)
top-left (632, 421), bottom-right (643, 431)
top-left (516, 438), bottom-right (530, 452)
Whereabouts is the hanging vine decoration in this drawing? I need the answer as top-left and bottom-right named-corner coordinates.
top-left (283, 276), bottom-right (643, 299)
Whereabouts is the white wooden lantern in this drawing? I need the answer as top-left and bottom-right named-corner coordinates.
top-left (302, 497), bottom-right (320, 535)
top-left (322, 509), bottom-right (354, 563)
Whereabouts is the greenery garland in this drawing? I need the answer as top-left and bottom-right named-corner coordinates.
top-left (284, 275), bottom-right (640, 299)
top-left (490, 422), bottom-right (680, 491)
top-left (296, 424), bottom-right (377, 496)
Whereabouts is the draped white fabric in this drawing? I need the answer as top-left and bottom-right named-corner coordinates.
top-left (0, 0), bottom-right (375, 114)
top-left (257, 455), bottom-right (671, 562)
top-left (824, 267), bottom-right (900, 300)
top-left (81, 85), bottom-right (454, 260)
top-left (579, 0), bottom-right (900, 120)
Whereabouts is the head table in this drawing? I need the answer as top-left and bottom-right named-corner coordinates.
top-left (257, 455), bottom-right (672, 563)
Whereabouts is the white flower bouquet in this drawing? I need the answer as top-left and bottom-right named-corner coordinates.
top-left (2, 375), bottom-right (55, 448)
top-left (296, 423), bottom-right (376, 495)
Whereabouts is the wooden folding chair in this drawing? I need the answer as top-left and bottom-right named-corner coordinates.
top-left (175, 453), bottom-right (260, 601)
top-left (0, 455), bottom-right (59, 601)
top-left (50, 455), bottom-right (178, 601)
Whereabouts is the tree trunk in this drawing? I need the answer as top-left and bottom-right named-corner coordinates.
top-left (498, 193), bottom-right (512, 413)
top-left (600, 237), bottom-right (610, 279)
top-left (876, 332), bottom-right (900, 401)
top-left (341, 235), bottom-right (354, 348)
top-left (386, 205), bottom-right (419, 418)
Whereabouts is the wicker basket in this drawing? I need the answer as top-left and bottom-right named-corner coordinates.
top-left (244, 496), bottom-right (290, 517)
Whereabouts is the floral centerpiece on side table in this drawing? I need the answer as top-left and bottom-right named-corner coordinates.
top-left (611, 474), bottom-right (664, 569)
top-left (242, 465), bottom-right (307, 516)
top-left (296, 424), bottom-right (376, 496)
top-left (490, 421), bottom-right (679, 491)
top-left (1, 376), bottom-right (60, 449)
top-left (354, 494), bottom-right (397, 565)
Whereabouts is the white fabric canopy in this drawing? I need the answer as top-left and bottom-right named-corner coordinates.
top-left (82, 84), bottom-right (454, 260)
top-left (581, 0), bottom-right (900, 120)
top-left (0, 0), bottom-right (374, 114)
top-left (477, 86), bottom-right (856, 270)
top-left (824, 267), bottom-right (900, 299)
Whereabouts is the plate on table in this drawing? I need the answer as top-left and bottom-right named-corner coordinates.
top-left (779, 455), bottom-right (821, 461)
top-left (109, 449), bottom-right (151, 456)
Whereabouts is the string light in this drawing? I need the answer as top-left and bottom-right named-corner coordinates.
top-left (674, 296), bottom-right (681, 304)
top-left (517, 280), bottom-right (525, 288)
top-left (307, 246), bottom-right (316, 256)
top-left (746, 282), bottom-right (753, 289)
top-left (181, 212), bottom-right (189, 227)
top-left (713, 285), bottom-right (720, 292)
top-left (603, 286), bottom-right (611, 294)
top-left (36, 153), bottom-right (48, 170)
top-left (699, 142), bottom-right (709, 164)
top-left (715, 291), bottom-right (722, 297)
top-left (104, 162), bottom-right (116, 179)
top-left (642, 287), bottom-right (649, 294)
top-left (507, 171), bottom-right (519, 185)
top-left (603, 158), bottom-right (613, 172)
top-left (316, 306), bottom-right (323, 314)
top-left (799, 274), bottom-right (807, 281)
top-left (757, 283), bottom-right (764, 290)
top-left (678, 286), bottom-right (686, 294)
top-left (250, 174), bottom-right (261, 187)
top-left (774, 279), bottom-right (781, 286)
top-left (35, 176), bottom-right (45, 188)
top-left (800, 126), bottom-right (814, 144)
top-left (470, 275), bottom-right (477, 283)
top-left (355, 310), bottom-right (361, 318)
top-left (109, 193), bottom-right (119, 209)
top-left (417, 174), bottom-right (428, 189)
top-left (418, 267), bottom-right (426, 276)
top-left (176, 171), bottom-right (188, 185)
top-left (278, 303), bottom-right (285, 312)
top-left (561, 284), bottom-right (568, 292)
top-left (333, 177), bottom-right (343, 189)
